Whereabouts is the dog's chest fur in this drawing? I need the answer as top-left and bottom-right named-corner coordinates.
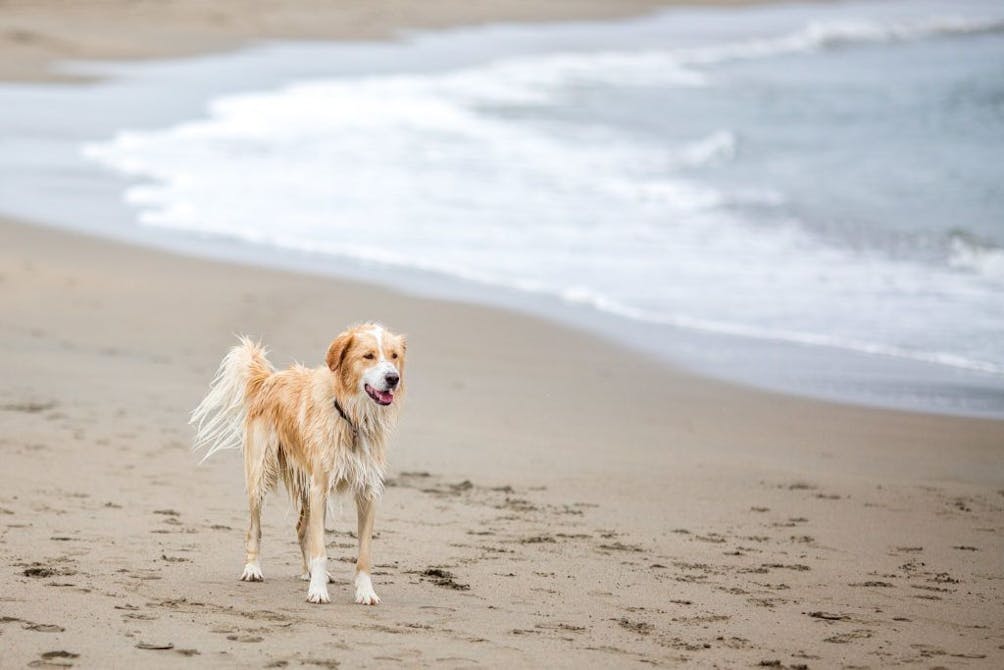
top-left (308, 370), bottom-right (393, 498)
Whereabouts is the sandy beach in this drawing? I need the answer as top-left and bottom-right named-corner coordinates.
top-left (2, 1), bottom-right (1004, 668)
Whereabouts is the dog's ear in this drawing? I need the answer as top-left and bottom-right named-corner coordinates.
top-left (325, 332), bottom-right (354, 372)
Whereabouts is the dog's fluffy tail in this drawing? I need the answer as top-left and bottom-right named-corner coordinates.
top-left (191, 336), bottom-right (273, 463)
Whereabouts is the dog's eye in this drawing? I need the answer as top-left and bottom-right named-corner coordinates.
top-left (391, 352), bottom-right (398, 359)
top-left (363, 352), bottom-right (375, 360)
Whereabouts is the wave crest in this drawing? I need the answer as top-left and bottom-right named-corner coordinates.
top-left (949, 234), bottom-right (1004, 280)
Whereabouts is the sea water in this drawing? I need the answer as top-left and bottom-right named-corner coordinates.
top-left (5, 0), bottom-right (1004, 415)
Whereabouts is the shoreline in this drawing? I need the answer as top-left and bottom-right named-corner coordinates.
top-left (2, 209), bottom-right (1002, 484)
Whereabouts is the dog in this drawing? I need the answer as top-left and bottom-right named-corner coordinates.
top-left (191, 323), bottom-right (406, 605)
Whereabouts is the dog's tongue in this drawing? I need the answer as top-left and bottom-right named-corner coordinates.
top-left (374, 389), bottom-right (393, 404)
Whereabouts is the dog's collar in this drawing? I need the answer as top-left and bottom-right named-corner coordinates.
top-left (333, 397), bottom-right (359, 441)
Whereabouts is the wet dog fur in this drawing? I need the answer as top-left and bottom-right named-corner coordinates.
top-left (191, 322), bottom-right (406, 604)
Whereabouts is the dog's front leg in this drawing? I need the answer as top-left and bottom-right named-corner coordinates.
top-left (305, 476), bottom-right (331, 604)
top-left (353, 494), bottom-right (380, 605)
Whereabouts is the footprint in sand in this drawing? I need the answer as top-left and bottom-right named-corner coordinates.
top-left (411, 567), bottom-right (470, 591)
top-left (1, 617), bottom-right (66, 633)
top-left (823, 629), bottom-right (873, 643)
top-left (614, 618), bottom-right (653, 635)
top-left (34, 651), bottom-right (79, 668)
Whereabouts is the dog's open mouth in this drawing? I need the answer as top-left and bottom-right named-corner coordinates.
top-left (365, 384), bottom-right (394, 406)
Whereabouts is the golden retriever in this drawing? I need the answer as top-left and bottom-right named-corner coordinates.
top-left (191, 323), bottom-right (406, 604)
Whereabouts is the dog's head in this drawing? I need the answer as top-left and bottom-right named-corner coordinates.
top-left (326, 323), bottom-right (406, 407)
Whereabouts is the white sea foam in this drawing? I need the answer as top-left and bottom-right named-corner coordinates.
top-left (676, 14), bottom-right (1004, 66)
top-left (82, 2), bottom-right (1004, 379)
top-left (417, 12), bottom-right (1004, 100)
top-left (677, 131), bottom-right (738, 167)
top-left (949, 236), bottom-right (1004, 280)
top-left (558, 286), bottom-right (1004, 376)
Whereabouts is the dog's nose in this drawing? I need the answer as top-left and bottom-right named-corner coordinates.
top-left (385, 373), bottom-right (400, 388)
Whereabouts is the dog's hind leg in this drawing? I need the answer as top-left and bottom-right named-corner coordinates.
top-left (296, 498), bottom-right (336, 583)
top-left (240, 420), bottom-right (274, 582)
top-left (296, 499), bottom-right (309, 579)
top-left (240, 497), bottom-right (264, 582)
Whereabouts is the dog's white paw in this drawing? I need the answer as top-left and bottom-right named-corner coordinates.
top-left (354, 572), bottom-right (380, 606)
top-left (306, 557), bottom-right (331, 604)
top-left (307, 583), bottom-right (331, 604)
top-left (240, 561), bottom-right (263, 582)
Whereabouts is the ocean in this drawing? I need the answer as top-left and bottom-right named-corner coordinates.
top-left (2, 0), bottom-right (1003, 415)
